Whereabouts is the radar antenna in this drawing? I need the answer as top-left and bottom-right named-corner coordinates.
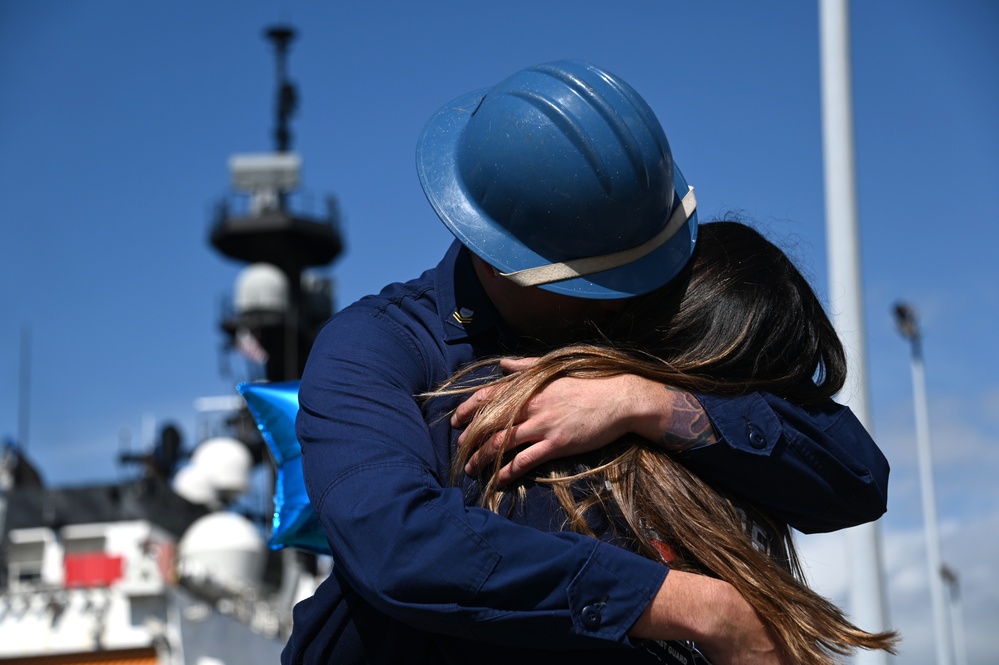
top-left (266, 25), bottom-right (298, 153)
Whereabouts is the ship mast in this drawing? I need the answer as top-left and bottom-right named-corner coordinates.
top-left (210, 25), bottom-right (344, 383)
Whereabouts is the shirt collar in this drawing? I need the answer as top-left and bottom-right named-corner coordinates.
top-left (435, 240), bottom-right (503, 343)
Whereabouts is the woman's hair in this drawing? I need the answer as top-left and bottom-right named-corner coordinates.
top-left (601, 220), bottom-right (847, 404)
top-left (434, 221), bottom-right (898, 663)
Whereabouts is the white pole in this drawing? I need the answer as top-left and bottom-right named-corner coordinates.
top-left (942, 565), bottom-right (967, 665)
top-left (951, 595), bottom-right (969, 665)
top-left (818, 2), bottom-right (890, 663)
top-left (905, 311), bottom-right (953, 665)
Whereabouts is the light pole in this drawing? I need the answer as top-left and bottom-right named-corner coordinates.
top-left (941, 564), bottom-right (969, 665)
top-left (892, 302), bottom-right (953, 665)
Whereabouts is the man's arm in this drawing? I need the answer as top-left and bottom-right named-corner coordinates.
top-left (631, 570), bottom-right (789, 665)
top-left (299, 311), bottom-right (670, 649)
top-left (683, 390), bottom-right (888, 533)
top-left (457, 362), bottom-right (888, 533)
top-left (459, 366), bottom-right (718, 482)
top-left (298, 309), bottom-right (795, 663)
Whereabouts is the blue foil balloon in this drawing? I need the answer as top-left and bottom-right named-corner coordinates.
top-left (238, 381), bottom-right (332, 554)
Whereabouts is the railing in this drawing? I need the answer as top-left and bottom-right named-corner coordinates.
top-left (208, 190), bottom-right (343, 234)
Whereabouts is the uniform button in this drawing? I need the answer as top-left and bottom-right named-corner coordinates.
top-left (747, 423), bottom-right (767, 449)
top-left (581, 603), bottom-right (604, 630)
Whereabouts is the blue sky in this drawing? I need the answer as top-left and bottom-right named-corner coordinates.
top-left (1, 1), bottom-right (997, 662)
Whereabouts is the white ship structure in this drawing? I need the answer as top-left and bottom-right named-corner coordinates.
top-left (0, 24), bottom-right (342, 665)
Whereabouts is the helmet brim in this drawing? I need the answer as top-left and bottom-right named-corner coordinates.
top-left (416, 90), bottom-right (698, 300)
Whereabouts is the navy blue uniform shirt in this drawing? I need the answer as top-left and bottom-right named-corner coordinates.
top-left (284, 241), bottom-right (889, 664)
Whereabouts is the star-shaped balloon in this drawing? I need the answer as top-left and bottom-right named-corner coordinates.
top-left (238, 381), bottom-right (332, 554)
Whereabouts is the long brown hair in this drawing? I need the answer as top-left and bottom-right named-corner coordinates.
top-left (437, 222), bottom-right (898, 663)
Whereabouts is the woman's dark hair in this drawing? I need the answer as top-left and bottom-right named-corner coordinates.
top-left (605, 220), bottom-right (846, 404)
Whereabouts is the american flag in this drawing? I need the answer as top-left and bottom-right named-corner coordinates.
top-left (235, 328), bottom-right (269, 364)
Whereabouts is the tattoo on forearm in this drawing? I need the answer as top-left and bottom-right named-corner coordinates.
top-left (659, 386), bottom-right (719, 450)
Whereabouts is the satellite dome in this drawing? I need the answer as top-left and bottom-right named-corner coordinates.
top-left (190, 437), bottom-right (252, 499)
top-left (234, 263), bottom-right (288, 314)
top-left (171, 464), bottom-right (217, 506)
top-left (177, 512), bottom-right (266, 587)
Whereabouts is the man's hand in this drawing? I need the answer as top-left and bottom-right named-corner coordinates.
top-left (631, 570), bottom-right (789, 665)
top-left (453, 357), bottom-right (719, 484)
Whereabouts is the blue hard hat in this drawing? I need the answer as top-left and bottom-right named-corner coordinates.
top-left (416, 60), bottom-right (697, 299)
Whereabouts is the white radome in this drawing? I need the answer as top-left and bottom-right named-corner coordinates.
top-left (235, 263), bottom-right (289, 314)
top-left (189, 437), bottom-right (253, 498)
top-left (178, 512), bottom-right (267, 587)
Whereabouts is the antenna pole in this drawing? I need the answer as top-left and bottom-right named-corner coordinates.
top-left (264, 25), bottom-right (301, 380)
top-left (266, 25), bottom-right (298, 153)
top-left (18, 326), bottom-right (31, 451)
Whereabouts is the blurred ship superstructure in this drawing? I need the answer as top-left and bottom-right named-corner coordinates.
top-left (211, 24), bottom-right (343, 384)
top-left (0, 24), bottom-right (342, 665)
top-left (0, 443), bottom-right (287, 665)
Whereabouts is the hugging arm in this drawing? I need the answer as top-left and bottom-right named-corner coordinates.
top-left (456, 366), bottom-right (888, 534)
top-left (685, 392), bottom-right (888, 533)
top-left (297, 312), bottom-right (667, 649)
top-left (298, 312), bottom-right (790, 663)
